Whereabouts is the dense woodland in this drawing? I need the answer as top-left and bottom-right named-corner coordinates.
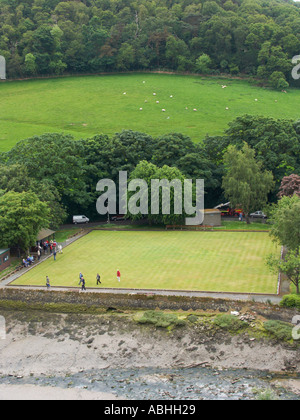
top-left (0, 0), bottom-right (300, 88)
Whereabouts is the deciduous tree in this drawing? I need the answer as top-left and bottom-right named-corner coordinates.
top-left (0, 190), bottom-right (50, 253)
top-left (222, 143), bottom-right (274, 223)
top-left (268, 195), bottom-right (300, 293)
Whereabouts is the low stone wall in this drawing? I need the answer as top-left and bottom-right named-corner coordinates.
top-left (0, 288), bottom-right (298, 323)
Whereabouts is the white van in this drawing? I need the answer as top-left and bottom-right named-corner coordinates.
top-left (73, 215), bottom-right (90, 224)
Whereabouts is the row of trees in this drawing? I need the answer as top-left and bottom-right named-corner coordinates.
top-left (0, 114), bottom-right (299, 252)
top-left (0, 0), bottom-right (300, 88)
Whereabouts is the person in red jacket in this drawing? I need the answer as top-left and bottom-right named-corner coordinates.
top-left (117, 269), bottom-right (121, 283)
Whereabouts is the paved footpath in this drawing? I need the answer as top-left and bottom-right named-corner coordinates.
top-left (1, 281), bottom-right (282, 305)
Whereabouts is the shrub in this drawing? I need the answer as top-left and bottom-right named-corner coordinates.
top-left (270, 71), bottom-right (289, 90)
top-left (195, 54), bottom-right (212, 74)
top-left (213, 314), bottom-right (247, 332)
top-left (263, 320), bottom-right (293, 341)
top-left (252, 387), bottom-right (278, 400)
top-left (187, 314), bottom-right (198, 323)
top-left (280, 294), bottom-right (300, 310)
top-left (137, 310), bottom-right (185, 328)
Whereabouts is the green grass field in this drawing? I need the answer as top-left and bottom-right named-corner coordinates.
top-left (1, 73), bottom-right (300, 151)
top-left (13, 230), bottom-right (279, 294)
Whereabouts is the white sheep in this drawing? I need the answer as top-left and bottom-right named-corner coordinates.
top-left (162, 109), bottom-right (166, 112)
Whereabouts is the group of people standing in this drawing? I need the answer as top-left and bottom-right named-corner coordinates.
top-left (22, 239), bottom-right (63, 269)
top-left (38, 240), bottom-right (63, 261)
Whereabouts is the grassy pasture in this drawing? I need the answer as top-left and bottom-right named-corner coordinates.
top-left (1, 73), bottom-right (299, 151)
top-left (13, 230), bottom-right (279, 294)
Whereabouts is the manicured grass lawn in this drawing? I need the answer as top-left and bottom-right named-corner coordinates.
top-left (54, 228), bottom-right (82, 243)
top-left (1, 73), bottom-right (300, 151)
top-left (96, 220), bottom-right (271, 231)
top-left (13, 230), bottom-right (279, 294)
top-left (216, 220), bottom-right (270, 231)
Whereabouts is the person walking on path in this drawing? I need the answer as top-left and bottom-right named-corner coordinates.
top-left (79, 272), bottom-right (83, 285)
top-left (117, 269), bottom-right (121, 283)
top-left (37, 249), bottom-right (41, 261)
top-left (46, 276), bottom-right (50, 290)
top-left (96, 273), bottom-right (101, 285)
top-left (80, 277), bottom-right (86, 292)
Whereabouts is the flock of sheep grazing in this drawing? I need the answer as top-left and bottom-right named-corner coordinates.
top-left (133, 89), bottom-right (176, 113)
top-left (122, 81), bottom-right (271, 114)
top-left (125, 82), bottom-right (200, 114)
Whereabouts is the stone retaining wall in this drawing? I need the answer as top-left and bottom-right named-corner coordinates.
top-left (0, 288), bottom-right (298, 323)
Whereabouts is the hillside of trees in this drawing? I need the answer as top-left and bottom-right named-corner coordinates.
top-left (0, 0), bottom-right (300, 87)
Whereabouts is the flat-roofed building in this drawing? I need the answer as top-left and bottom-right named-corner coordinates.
top-left (203, 209), bottom-right (221, 226)
top-left (0, 249), bottom-right (10, 272)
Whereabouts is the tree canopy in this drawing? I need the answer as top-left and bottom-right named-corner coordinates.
top-left (268, 195), bottom-right (300, 293)
top-left (269, 195), bottom-right (300, 252)
top-left (3, 133), bottom-right (92, 216)
top-left (222, 142), bottom-right (274, 222)
top-left (0, 114), bottom-right (299, 232)
top-left (126, 160), bottom-right (188, 226)
top-left (0, 0), bottom-right (299, 88)
top-left (278, 174), bottom-right (300, 198)
top-left (0, 190), bottom-right (50, 252)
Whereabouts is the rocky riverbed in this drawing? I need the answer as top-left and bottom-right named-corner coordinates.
top-left (0, 309), bottom-right (299, 400)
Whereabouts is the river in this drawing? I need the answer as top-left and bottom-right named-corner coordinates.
top-left (0, 366), bottom-right (299, 400)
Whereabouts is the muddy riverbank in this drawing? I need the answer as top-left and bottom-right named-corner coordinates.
top-left (0, 309), bottom-right (299, 400)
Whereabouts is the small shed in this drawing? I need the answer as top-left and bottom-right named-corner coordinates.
top-left (36, 229), bottom-right (55, 242)
top-left (37, 228), bottom-right (56, 245)
top-left (203, 209), bottom-right (221, 226)
top-left (0, 249), bottom-right (10, 272)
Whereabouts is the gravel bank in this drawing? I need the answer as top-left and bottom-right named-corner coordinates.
top-left (0, 310), bottom-right (299, 400)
